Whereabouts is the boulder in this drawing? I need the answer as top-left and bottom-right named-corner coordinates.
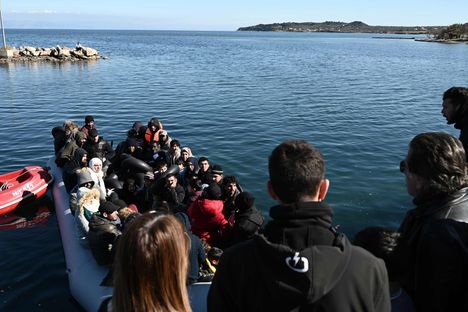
top-left (82, 47), bottom-right (98, 57)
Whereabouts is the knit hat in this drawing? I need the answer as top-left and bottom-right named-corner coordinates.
top-left (99, 201), bottom-right (119, 214)
top-left (85, 115), bottom-right (94, 123)
top-left (203, 183), bottom-right (222, 200)
top-left (212, 164), bottom-right (223, 175)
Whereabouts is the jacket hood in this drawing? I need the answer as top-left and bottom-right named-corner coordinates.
top-left (252, 232), bottom-right (352, 306)
top-left (77, 169), bottom-right (94, 187)
top-left (175, 212), bottom-right (192, 232)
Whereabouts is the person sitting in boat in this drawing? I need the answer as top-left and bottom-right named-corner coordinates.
top-left (75, 187), bottom-right (101, 247)
top-left (167, 139), bottom-right (181, 166)
top-left (143, 117), bottom-right (164, 150)
top-left (185, 173), bottom-right (203, 206)
top-left (175, 212), bottom-right (206, 285)
top-left (197, 156), bottom-right (212, 184)
top-left (62, 147), bottom-right (88, 192)
top-left (211, 164), bottom-right (224, 186)
top-left (118, 207), bottom-right (141, 233)
top-left (136, 172), bottom-right (155, 213)
top-left (87, 157), bottom-right (107, 201)
top-left (116, 178), bottom-right (139, 208)
top-left (102, 214), bottom-right (191, 312)
top-left (221, 175), bottom-right (241, 220)
top-left (178, 146), bottom-right (193, 163)
top-left (225, 192), bottom-right (264, 248)
top-left (187, 182), bottom-right (231, 247)
top-left (69, 169), bottom-right (96, 214)
top-left (80, 115), bottom-right (97, 137)
top-left (158, 130), bottom-right (172, 151)
top-left (56, 131), bottom-right (87, 167)
top-left (88, 201), bottom-right (122, 266)
top-left (83, 128), bottom-right (114, 169)
top-left (199, 246), bottom-right (223, 282)
top-left (156, 173), bottom-right (186, 213)
top-left (63, 120), bottom-right (80, 143)
top-left (51, 126), bottom-right (67, 155)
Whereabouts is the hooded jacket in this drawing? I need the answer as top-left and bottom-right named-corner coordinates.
top-left (396, 187), bottom-right (468, 311)
top-left (88, 213), bottom-right (121, 266)
top-left (208, 201), bottom-right (390, 312)
top-left (188, 198), bottom-right (229, 246)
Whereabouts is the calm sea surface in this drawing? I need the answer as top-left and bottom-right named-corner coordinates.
top-left (0, 29), bottom-right (467, 311)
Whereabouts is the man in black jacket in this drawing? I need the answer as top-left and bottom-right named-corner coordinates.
top-left (88, 201), bottom-right (121, 266)
top-left (208, 140), bottom-right (390, 312)
top-left (441, 86), bottom-right (468, 154)
top-left (396, 132), bottom-right (468, 311)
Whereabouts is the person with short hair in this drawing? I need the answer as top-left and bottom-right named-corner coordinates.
top-left (110, 214), bottom-right (191, 312)
top-left (197, 156), bottom-right (211, 184)
top-left (395, 132), bottom-right (468, 311)
top-left (441, 87), bottom-right (468, 153)
top-left (168, 139), bottom-right (181, 166)
top-left (208, 140), bottom-right (390, 312)
top-left (222, 175), bottom-right (240, 219)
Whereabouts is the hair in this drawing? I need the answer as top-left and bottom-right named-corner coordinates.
top-left (443, 87), bottom-right (468, 124)
top-left (78, 188), bottom-right (100, 215)
top-left (223, 175), bottom-right (237, 186)
top-left (170, 139), bottom-right (180, 148)
top-left (207, 247), bottom-right (223, 261)
top-left (113, 214), bottom-right (191, 312)
top-left (269, 140), bottom-right (325, 203)
top-left (407, 132), bottom-right (468, 202)
top-left (198, 156), bottom-right (209, 164)
top-left (353, 227), bottom-right (402, 280)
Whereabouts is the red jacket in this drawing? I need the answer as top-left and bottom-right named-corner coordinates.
top-left (188, 198), bottom-right (229, 246)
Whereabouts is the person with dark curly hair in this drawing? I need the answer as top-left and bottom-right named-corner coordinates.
top-left (441, 86), bottom-right (468, 153)
top-left (396, 132), bottom-right (468, 311)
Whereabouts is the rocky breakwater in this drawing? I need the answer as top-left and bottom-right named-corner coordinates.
top-left (0, 45), bottom-right (106, 63)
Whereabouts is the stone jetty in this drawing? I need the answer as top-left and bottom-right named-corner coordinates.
top-left (0, 45), bottom-right (105, 63)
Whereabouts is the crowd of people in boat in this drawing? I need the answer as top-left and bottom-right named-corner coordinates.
top-left (52, 115), bottom-right (264, 286)
top-left (51, 86), bottom-right (468, 312)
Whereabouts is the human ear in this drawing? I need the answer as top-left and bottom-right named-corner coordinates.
top-left (318, 179), bottom-right (330, 201)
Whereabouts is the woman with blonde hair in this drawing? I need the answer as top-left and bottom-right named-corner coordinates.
top-left (111, 213), bottom-right (192, 312)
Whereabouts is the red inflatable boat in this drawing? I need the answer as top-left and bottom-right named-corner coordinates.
top-left (0, 166), bottom-right (54, 215)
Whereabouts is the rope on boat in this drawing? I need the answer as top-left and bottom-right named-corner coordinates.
top-left (0, 167), bottom-right (43, 191)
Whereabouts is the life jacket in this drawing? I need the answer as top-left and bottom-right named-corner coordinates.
top-left (144, 128), bottom-right (160, 143)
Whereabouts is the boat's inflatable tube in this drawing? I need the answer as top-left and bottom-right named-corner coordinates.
top-left (120, 155), bottom-right (152, 173)
top-left (48, 157), bottom-right (210, 312)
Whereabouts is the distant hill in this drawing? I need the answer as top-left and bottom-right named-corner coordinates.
top-left (237, 21), bottom-right (444, 34)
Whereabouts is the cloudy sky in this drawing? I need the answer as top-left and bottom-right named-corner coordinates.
top-left (2, 0), bottom-right (467, 30)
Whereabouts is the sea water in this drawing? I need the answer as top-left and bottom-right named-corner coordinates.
top-left (0, 29), bottom-right (467, 310)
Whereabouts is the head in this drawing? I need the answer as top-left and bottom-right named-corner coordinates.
top-left (170, 139), bottom-right (181, 154)
top-left (401, 132), bottom-right (468, 203)
top-left (75, 131), bottom-right (87, 147)
top-left (207, 247), bottom-right (223, 266)
top-left (223, 176), bottom-right (238, 197)
top-left (211, 164), bottom-right (223, 183)
top-left (77, 169), bottom-right (94, 188)
top-left (181, 147), bottom-right (192, 161)
top-left (268, 140), bottom-right (329, 204)
top-left (123, 178), bottom-right (137, 193)
top-left (144, 171), bottom-right (155, 186)
top-left (176, 158), bottom-right (186, 171)
top-left (159, 130), bottom-right (169, 142)
top-left (165, 174), bottom-right (178, 188)
top-left (156, 161), bottom-right (168, 173)
top-left (113, 214), bottom-right (191, 312)
top-left (235, 192), bottom-right (255, 212)
top-left (98, 201), bottom-right (119, 221)
top-left (198, 157), bottom-right (210, 173)
top-left (88, 128), bottom-right (99, 143)
top-left (353, 227), bottom-right (402, 281)
top-left (88, 157), bottom-right (103, 174)
top-left (63, 120), bottom-right (80, 137)
top-left (442, 87), bottom-right (468, 125)
top-left (73, 148), bottom-right (88, 167)
top-left (84, 115), bottom-right (94, 127)
top-left (203, 183), bottom-right (222, 200)
top-left (148, 117), bottom-right (161, 132)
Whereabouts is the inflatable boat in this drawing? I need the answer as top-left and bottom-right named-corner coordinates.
top-left (48, 158), bottom-right (210, 312)
top-left (0, 166), bottom-right (53, 215)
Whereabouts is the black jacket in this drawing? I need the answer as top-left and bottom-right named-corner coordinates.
top-left (208, 201), bottom-right (390, 312)
top-left (396, 187), bottom-right (468, 312)
top-left (88, 214), bottom-right (121, 266)
top-left (227, 208), bottom-right (264, 247)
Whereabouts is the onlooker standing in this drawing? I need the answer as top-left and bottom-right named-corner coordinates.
top-left (441, 86), bottom-right (468, 153)
top-left (208, 140), bottom-right (390, 312)
top-left (395, 132), bottom-right (468, 311)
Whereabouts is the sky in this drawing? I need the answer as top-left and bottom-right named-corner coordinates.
top-left (2, 0), bottom-right (467, 31)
